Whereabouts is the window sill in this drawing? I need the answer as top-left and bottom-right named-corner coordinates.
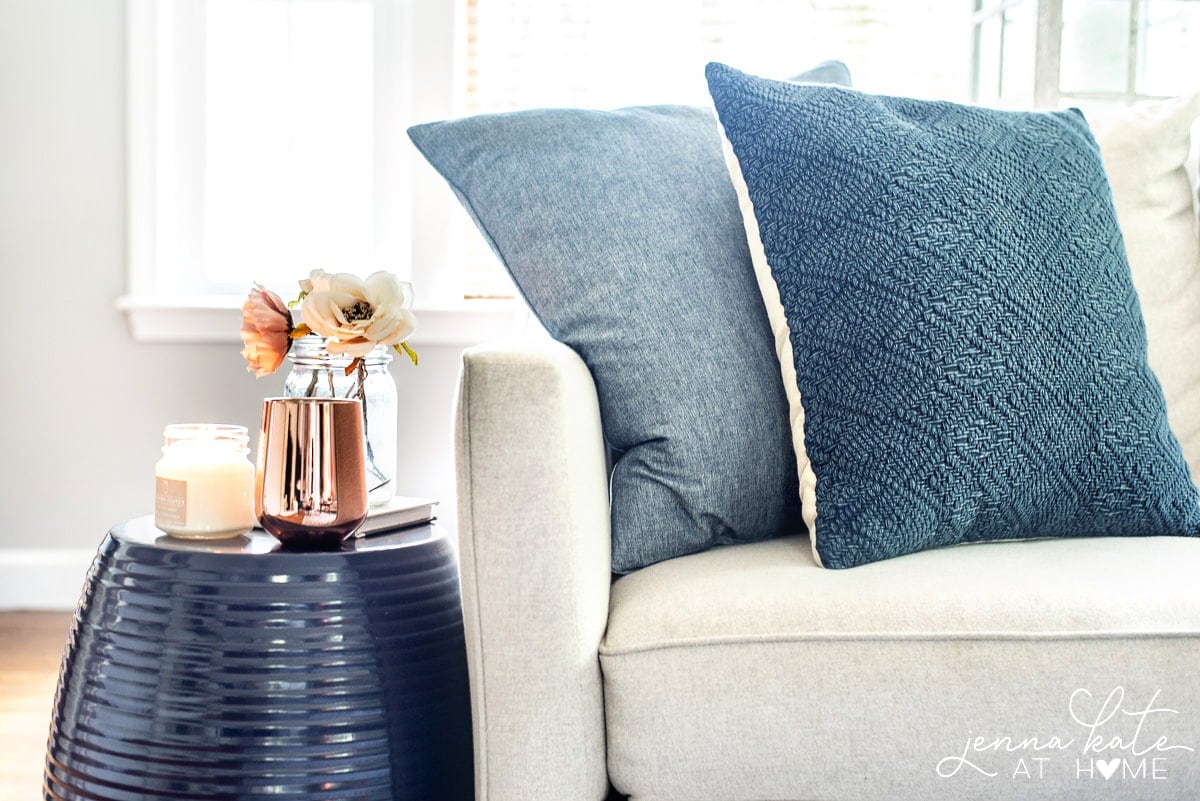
top-left (116, 295), bottom-right (530, 347)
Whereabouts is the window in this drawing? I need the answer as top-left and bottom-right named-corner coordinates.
top-left (124, 0), bottom-right (519, 344)
top-left (464, 0), bottom-right (976, 110)
top-left (125, 0), bottom-right (1198, 342)
top-left (128, 1), bottom-right (407, 298)
top-left (973, 0), bottom-right (1200, 108)
top-left (201, 1), bottom-right (375, 292)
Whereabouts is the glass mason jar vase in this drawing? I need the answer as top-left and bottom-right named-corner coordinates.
top-left (283, 335), bottom-right (398, 506)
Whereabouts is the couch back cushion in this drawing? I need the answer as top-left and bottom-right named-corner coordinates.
top-left (1091, 94), bottom-right (1200, 473)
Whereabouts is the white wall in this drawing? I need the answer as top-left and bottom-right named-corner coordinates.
top-left (0, 0), bottom-right (475, 608)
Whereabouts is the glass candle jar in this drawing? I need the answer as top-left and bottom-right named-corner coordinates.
top-left (154, 424), bottom-right (256, 539)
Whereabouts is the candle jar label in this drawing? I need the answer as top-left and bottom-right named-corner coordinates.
top-left (155, 476), bottom-right (187, 529)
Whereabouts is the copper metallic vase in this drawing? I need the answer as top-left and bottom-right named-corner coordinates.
top-left (257, 397), bottom-right (368, 549)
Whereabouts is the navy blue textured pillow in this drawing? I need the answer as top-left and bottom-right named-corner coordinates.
top-left (706, 62), bottom-right (1200, 569)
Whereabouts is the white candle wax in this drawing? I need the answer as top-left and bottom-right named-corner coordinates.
top-left (155, 424), bottom-right (256, 539)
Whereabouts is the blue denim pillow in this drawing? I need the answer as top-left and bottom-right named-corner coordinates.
top-left (706, 62), bottom-right (1200, 569)
top-left (409, 67), bottom-right (850, 572)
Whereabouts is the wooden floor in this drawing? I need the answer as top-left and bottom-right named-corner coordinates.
top-left (0, 612), bottom-right (73, 801)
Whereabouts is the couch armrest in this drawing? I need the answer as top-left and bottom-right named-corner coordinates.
top-left (456, 339), bottom-right (612, 801)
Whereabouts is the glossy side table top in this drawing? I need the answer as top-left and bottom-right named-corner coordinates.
top-left (44, 516), bottom-right (474, 801)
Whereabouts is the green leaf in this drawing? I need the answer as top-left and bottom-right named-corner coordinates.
top-left (396, 341), bottom-right (419, 366)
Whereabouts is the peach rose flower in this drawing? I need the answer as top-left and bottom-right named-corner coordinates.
top-left (240, 284), bottom-right (294, 376)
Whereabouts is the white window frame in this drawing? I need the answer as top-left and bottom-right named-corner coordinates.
top-left (972, 0), bottom-right (1198, 107)
top-left (119, 0), bottom-right (524, 346)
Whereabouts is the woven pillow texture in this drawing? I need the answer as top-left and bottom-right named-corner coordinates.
top-left (706, 62), bottom-right (1200, 569)
top-left (408, 63), bottom-right (849, 573)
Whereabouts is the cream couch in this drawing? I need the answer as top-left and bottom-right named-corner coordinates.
top-left (454, 338), bottom-right (1200, 801)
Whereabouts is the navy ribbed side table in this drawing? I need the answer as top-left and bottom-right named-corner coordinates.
top-left (44, 517), bottom-right (474, 801)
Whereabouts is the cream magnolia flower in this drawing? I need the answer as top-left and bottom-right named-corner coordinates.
top-left (299, 270), bottom-right (418, 359)
top-left (298, 269), bottom-right (329, 297)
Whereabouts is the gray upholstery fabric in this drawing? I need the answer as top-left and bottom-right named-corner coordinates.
top-left (454, 339), bottom-right (1200, 801)
top-left (1091, 94), bottom-right (1200, 474)
top-left (456, 340), bottom-right (612, 801)
top-left (602, 535), bottom-right (1200, 800)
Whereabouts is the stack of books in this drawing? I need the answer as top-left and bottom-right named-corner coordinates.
top-left (356, 496), bottom-right (439, 538)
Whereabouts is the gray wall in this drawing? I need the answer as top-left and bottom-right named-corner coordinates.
top-left (0, 1), bottom-right (468, 595)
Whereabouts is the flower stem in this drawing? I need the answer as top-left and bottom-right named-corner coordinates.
top-left (356, 360), bottom-right (390, 494)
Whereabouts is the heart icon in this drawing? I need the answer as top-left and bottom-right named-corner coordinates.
top-left (1097, 758), bottom-right (1121, 780)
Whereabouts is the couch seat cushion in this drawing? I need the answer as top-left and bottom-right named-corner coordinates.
top-left (600, 535), bottom-right (1200, 801)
